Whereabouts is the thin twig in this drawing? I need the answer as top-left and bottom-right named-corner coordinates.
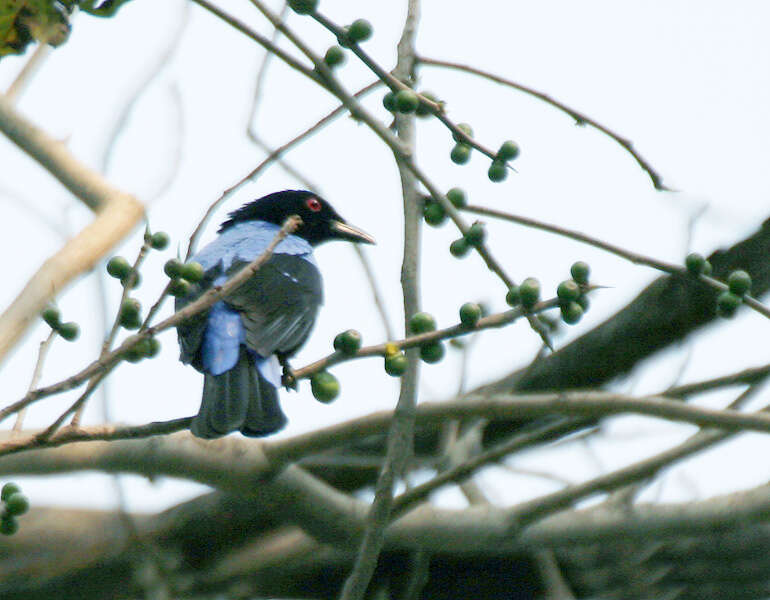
top-left (186, 79), bottom-right (382, 258)
top-left (418, 56), bottom-right (670, 191)
top-left (0, 418), bottom-right (193, 457)
top-left (339, 3), bottom-right (423, 596)
top-left (71, 238), bottom-right (152, 426)
top-left (39, 371), bottom-right (108, 441)
top-left (13, 330), bottom-right (56, 431)
top-left (309, 11), bottom-right (502, 165)
top-left (4, 43), bottom-right (51, 103)
top-left (508, 385), bottom-right (765, 529)
top-left (464, 203), bottom-right (770, 320)
top-left (100, 3), bottom-right (189, 176)
top-left (246, 0), bottom-right (288, 141)
top-left (191, 0), bottom-right (319, 83)
top-left (391, 418), bottom-right (586, 517)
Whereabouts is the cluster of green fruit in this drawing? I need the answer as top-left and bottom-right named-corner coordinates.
top-left (163, 259), bottom-right (205, 298)
top-left (718, 270), bottom-right (751, 318)
top-left (450, 222), bottom-right (486, 258)
top-left (686, 253), bottom-right (752, 319)
top-left (383, 89), bottom-right (439, 118)
top-left (555, 262), bottom-right (591, 324)
top-left (448, 122), bottom-right (520, 182)
top-left (423, 188), bottom-right (466, 227)
top-left (504, 262), bottom-right (591, 325)
top-left (106, 232), bottom-right (168, 292)
top-left (0, 483), bottom-right (28, 536)
top-left (323, 19), bottom-right (373, 68)
top-left (41, 306), bottom-right (79, 341)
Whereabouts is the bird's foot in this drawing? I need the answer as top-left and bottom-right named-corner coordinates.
top-left (279, 358), bottom-right (298, 391)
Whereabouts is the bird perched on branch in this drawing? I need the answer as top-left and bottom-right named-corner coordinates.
top-left (176, 190), bottom-right (374, 439)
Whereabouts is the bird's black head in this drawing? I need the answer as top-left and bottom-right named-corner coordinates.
top-left (219, 190), bottom-right (375, 246)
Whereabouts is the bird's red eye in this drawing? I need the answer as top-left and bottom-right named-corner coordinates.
top-left (306, 198), bottom-right (322, 212)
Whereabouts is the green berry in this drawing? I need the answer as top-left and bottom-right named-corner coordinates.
top-left (497, 140), bottom-right (520, 161)
top-left (446, 187), bottom-right (466, 208)
top-left (423, 201), bottom-right (447, 226)
top-left (557, 280), bottom-right (581, 303)
top-left (728, 270), bottom-right (751, 296)
top-left (449, 238), bottom-right (471, 258)
top-left (384, 352), bottom-right (407, 376)
top-left (58, 322), bottom-right (80, 341)
top-left (106, 256), bottom-right (131, 279)
top-left (395, 89), bottom-right (419, 113)
top-left (323, 45), bottom-right (346, 67)
top-left (519, 278), bottom-right (541, 309)
top-left (409, 312), bottom-right (437, 334)
top-left (169, 278), bottom-right (191, 298)
top-left (150, 231), bottom-right (170, 250)
top-left (310, 371), bottom-right (340, 403)
top-left (464, 223), bottom-right (486, 247)
top-left (576, 294), bottom-right (590, 311)
top-left (561, 301), bottom-right (583, 325)
top-left (120, 298), bottom-right (141, 319)
top-left (0, 516), bottom-right (18, 536)
top-left (415, 91), bottom-right (438, 117)
top-left (4, 493), bottom-right (28, 516)
top-left (685, 252), bottom-right (706, 276)
top-left (450, 144), bottom-right (472, 164)
top-left (146, 337), bottom-right (161, 358)
top-left (702, 260), bottom-right (713, 276)
top-left (570, 261), bottom-right (590, 285)
top-left (42, 306), bottom-right (61, 328)
top-left (288, 0), bottom-right (317, 14)
top-left (505, 286), bottom-right (521, 307)
top-left (1, 483), bottom-right (20, 502)
top-left (119, 312), bottom-right (142, 330)
top-left (420, 341), bottom-right (445, 364)
top-left (452, 123), bottom-right (473, 143)
top-left (459, 302), bottom-right (482, 328)
top-left (124, 348), bottom-right (144, 363)
top-left (487, 161), bottom-right (508, 182)
top-left (716, 291), bottom-right (741, 318)
top-left (121, 272), bottom-right (141, 289)
top-left (347, 18), bottom-right (373, 43)
top-left (164, 258), bottom-right (184, 278)
top-left (382, 91), bottom-right (397, 112)
top-left (182, 262), bottom-right (204, 283)
top-left (333, 329), bottom-right (362, 356)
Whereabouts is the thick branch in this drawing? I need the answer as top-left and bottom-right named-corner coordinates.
top-left (0, 96), bottom-right (145, 363)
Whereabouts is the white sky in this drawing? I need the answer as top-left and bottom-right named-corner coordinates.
top-left (1, 1), bottom-right (770, 513)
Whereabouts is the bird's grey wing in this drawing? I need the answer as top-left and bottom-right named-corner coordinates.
top-left (223, 254), bottom-right (323, 357)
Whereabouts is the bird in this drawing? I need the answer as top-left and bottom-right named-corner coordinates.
top-left (175, 190), bottom-right (375, 439)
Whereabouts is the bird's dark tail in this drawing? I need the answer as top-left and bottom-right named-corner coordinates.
top-left (190, 349), bottom-right (287, 439)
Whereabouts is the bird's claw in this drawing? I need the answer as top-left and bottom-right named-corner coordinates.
top-left (280, 360), bottom-right (298, 391)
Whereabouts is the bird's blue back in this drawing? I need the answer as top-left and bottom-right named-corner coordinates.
top-left (192, 221), bottom-right (316, 271)
top-left (185, 220), bottom-right (319, 385)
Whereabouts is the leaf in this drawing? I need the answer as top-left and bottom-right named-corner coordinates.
top-left (0, 0), bottom-right (71, 58)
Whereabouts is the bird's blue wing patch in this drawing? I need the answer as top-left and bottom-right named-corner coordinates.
top-left (192, 221), bottom-right (316, 272)
top-left (201, 301), bottom-right (246, 375)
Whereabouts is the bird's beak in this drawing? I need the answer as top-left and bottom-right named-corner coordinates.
top-left (329, 220), bottom-right (376, 244)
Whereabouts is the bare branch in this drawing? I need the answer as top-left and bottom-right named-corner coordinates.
top-left (0, 96), bottom-right (145, 363)
top-left (418, 56), bottom-right (670, 191)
